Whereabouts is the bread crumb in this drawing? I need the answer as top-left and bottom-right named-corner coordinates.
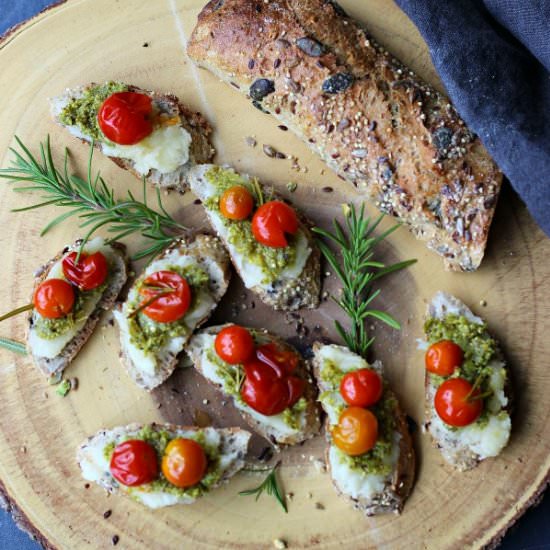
top-left (479, 299), bottom-right (487, 307)
top-left (273, 539), bottom-right (287, 549)
top-left (245, 136), bottom-right (257, 147)
top-left (315, 502), bottom-right (325, 510)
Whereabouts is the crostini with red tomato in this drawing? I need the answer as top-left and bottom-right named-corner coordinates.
top-left (28, 237), bottom-right (128, 378)
top-left (188, 165), bottom-right (320, 311)
top-left (423, 292), bottom-right (512, 470)
top-left (51, 82), bottom-right (214, 191)
top-left (77, 422), bottom-right (251, 508)
top-left (114, 234), bottom-right (231, 390)
top-left (187, 324), bottom-right (321, 446)
top-left (312, 343), bottom-right (415, 515)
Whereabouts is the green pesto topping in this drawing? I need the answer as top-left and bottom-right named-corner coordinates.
top-left (203, 166), bottom-right (297, 283)
top-left (34, 281), bottom-right (106, 340)
top-left (206, 348), bottom-right (245, 399)
top-left (104, 426), bottom-right (222, 498)
top-left (59, 81), bottom-right (128, 140)
top-left (282, 397), bottom-right (307, 430)
top-left (320, 359), bottom-right (346, 386)
top-left (127, 264), bottom-right (210, 353)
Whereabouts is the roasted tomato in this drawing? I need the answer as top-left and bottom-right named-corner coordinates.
top-left (109, 439), bottom-right (159, 487)
top-left (240, 358), bottom-right (304, 416)
top-left (33, 279), bottom-right (75, 319)
top-left (98, 92), bottom-right (153, 145)
top-left (251, 200), bottom-right (298, 248)
top-left (434, 377), bottom-right (483, 427)
top-left (425, 340), bottom-right (464, 376)
top-left (139, 271), bottom-right (191, 323)
top-left (256, 342), bottom-right (299, 378)
top-left (161, 438), bottom-right (207, 488)
top-left (214, 325), bottom-right (255, 364)
top-left (339, 368), bottom-right (383, 407)
top-left (332, 407), bottom-right (378, 456)
top-left (62, 251), bottom-right (108, 291)
top-left (219, 185), bottom-right (254, 220)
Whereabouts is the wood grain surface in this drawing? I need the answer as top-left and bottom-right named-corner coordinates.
top-left (0, 1), bottom-right (549, 548)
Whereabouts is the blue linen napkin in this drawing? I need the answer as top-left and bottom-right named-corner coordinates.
top-left (394, 0), bottom-right (550, 237)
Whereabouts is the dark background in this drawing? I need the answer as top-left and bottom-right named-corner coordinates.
top-left (1, 1), bottom-right (548, 549)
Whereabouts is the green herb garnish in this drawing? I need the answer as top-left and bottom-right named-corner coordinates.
top-left (239, 462), bottom-right (287, 513)
top-left (313, 204), bottom-right (416, 357)
top-left (0, 136), bottom-right (186, 260)
top-left (0, 337), bottom-right (27, 355)
top-left (55, 379), bottom-right (71, 397)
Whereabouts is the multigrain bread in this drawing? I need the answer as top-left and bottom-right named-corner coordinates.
top-left (188, 164), bottom-right (320, 310)
top-left (187, 324), bottom-right (321, 446)
top-left (423, 292), bottom-right (512, 470)
top-left (311, 343), bottom-right (415, 515)
top-left (113, 234), bottom-right (231, 391)
top-left (77, 423), bottom-right (251, 508)
top-left (187, 0), bottom-right (502, 271)
top-left (27, 237), bottom-right (128, 378)
top-left (51, 82), bottom-right (214, 192)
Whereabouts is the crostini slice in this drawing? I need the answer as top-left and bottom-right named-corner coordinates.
top-left (78, 423), bottom-right (251, 508)
top-left (188, 164), bottom-right (320, 311)
top-left (423, 292), bottom-right (512, 470)
top-left (312, 343), bottom-right (415, 515)
top-left (187, 324), bottom-right (321, 446)
top-left (51, 82), bottom-right (214, 192)
top-left (28, 236), bottom-right (128, 378)
top-left (113, 234), bottom-right (231, 391)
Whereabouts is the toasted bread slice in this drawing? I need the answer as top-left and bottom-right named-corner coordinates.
top-left (187, 324), bottom-right (321, 446)
top-left (312, 343), bottom-right (415, 515)
top-left (27, 237), bottom-right (128, 378)
top-left (77, 422), bottom-right (251, 508)
top-left (188, 164), bottom-right (320, 311)
top-left (114, 234), bottom-right (230, 391)
top-left (423, 292), bottom-right (512, 470)
top-left (51, 82), bottom-right (214, 192)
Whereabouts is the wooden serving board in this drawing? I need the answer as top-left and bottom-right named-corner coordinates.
top-left (0, 1), bottom-right (549, 548)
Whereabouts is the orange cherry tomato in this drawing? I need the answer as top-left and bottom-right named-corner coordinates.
top-left (214, 325), bottom-right (255, 364)
top-left (219, 185), bottom-right (254, 220)
top-left (139, 271), bottom-right (191, 323)
top-left (251, 200), bottom-right (298, 248)
top-left (332, 407), bottom-right (378, 456)
top-left (339, 368), bottom-right (383, 407)
top-left (434, 377), bottom-right (483, 427)
top-left (62, 251), bottom-right (108, 291)
top-left (161, 438), bottom-right (207, 488)
top-left (109, 439), bottom-right (159, 487)
top-left (425, 340), bottom-right (464, 376)
top-left (33, 279), bottom-right (75, 319)
top-left (98, 92), bottom-right (153, 145)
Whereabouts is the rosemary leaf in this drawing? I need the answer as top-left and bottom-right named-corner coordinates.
top-left (239, 461), bottom-right (287, 513)
top-left (0, 337), bottom-right (27, 355)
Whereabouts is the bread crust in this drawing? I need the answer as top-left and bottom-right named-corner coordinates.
top-left (187, 324), bottom-right (321, 446)
top-left (52, 83), bottom-right (215, 192)
top-left (27, 240), bottom-right (128, 378)
top-left (311, 342), bottom-right (415, 515)
top-left (188, 0), bottom-right (502, 271)
top-left (116, 233), bottom-right (231, 391)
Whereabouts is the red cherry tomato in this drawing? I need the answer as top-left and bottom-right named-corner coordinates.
top-left (214, 325), bottom-right (255, 364)
top-left (62, 251), bottom-right (108, 291)
top-left (251, 200), bottom-right (299, 248)
top-left (109, 439), bottom-right (159, 487)
top-left (434, 377), bottom-right (483, 427)
top-left (256, 342), bottom-right (299, 377)
top-left (139, 271), bottom-right (191, 323)
top-left (220, 185), bottom-right (254, 220)
top-left (339, 368), bottom-right (383, 407)
top-left (33, 279), bottom-right (75, 319)
top-left (161, 438), bottom-right (207, 488)
top-left (98, 92), bottom-right (153, 145)
top-left (240, 358), bottom-right (305, 415)
top-left (332, 407), bottom-right (378, 456)
top-left (425, 340), bottom-right (464, 376)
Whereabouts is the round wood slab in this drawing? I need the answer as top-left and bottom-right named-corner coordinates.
top-left (0, 1), bottom-right (549, 548)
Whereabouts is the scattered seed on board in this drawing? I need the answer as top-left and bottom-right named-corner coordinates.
top-left (111, 535), bottom-right (119, 546)
top-left (103, 510), bottom-right (112, 519)
top-left (245, 136), bottom-right (257, 147)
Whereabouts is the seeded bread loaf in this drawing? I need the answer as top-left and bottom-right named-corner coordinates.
top-left (27, 237), bottom-right (128, 379)
top-left (51, 82), bottom-right (215, 192)
top-left (187, 0), bottom-right (502, 271)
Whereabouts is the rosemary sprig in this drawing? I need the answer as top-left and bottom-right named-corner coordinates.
top-left (0, 337), bottom-right (27, 355)
top-left (239, 461), bottom-right (287, 513)
top-left (313, 204), bottom-right (416, 357)
top-left (0, 136), bottom-right (186, 260)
